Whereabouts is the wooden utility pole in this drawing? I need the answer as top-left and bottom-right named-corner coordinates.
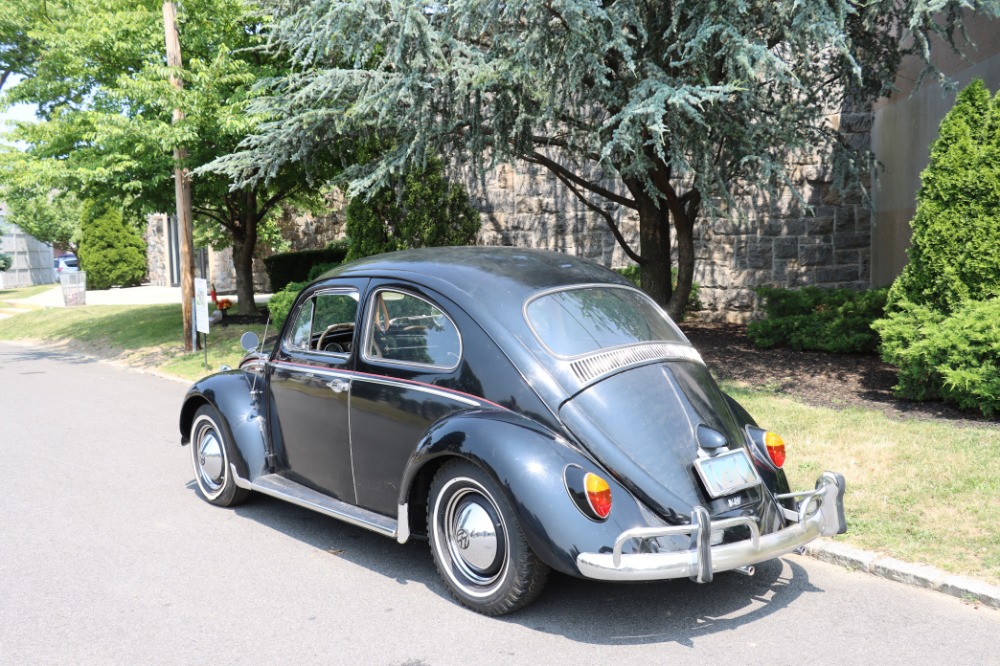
top-left (163, 1), bottom-right (196, 351)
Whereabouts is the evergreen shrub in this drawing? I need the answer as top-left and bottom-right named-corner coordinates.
top-left (344, 158), bottom-right (480, 260)
top-left (76, 201), bottom-right (146, 290)
top-left (873, 299), bottom-right (1000, 417)
top-left (264, 246), bottom-right (349, 293)
top-left (873, 79), bottom-right (1000, 416)
top-left (748, 286), bottom-right (887, 354)
top-left (0, 253), bottom-right (11, 272)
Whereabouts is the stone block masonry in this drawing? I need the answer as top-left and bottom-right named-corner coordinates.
top-left (460, 117), bottom-right (873, 321)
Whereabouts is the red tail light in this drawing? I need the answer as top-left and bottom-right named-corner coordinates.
top-left (765, 431), bottom-right (786, 468)
top-left (585, 473), bottom-right (612, 519)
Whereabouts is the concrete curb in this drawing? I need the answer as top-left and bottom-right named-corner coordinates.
top-left (803, 540), bottom-right (1000, 610)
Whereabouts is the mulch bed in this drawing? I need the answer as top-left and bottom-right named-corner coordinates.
top-left (680, 321), bottom-right (997, 427)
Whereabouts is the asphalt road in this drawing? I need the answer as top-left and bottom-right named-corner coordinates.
top-left (2, 341), bottom-right (998, 665)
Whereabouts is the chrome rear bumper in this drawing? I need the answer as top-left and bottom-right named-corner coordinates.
top-left (576, 471), bottom-right (847, 582)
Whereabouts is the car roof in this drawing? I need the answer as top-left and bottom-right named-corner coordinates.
top-left (323, 246), bottom-right (632, 313)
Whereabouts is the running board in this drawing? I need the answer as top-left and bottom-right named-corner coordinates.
top-left (232, 466), bottom-right (408, 542)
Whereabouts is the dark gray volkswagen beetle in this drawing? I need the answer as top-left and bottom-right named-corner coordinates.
top-left (180, 247), bottom-right (846, 615)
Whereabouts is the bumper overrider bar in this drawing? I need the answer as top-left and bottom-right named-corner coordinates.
top-left (576, 471), bottom-right (847, 583)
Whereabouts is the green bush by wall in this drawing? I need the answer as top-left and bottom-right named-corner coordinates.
top-left (874, 79), bottom-right (1000, 417)
top-left (344, 157), bottom-right (480, 260)
top-left (874, 299), bottom-right (1000, 417)
top-left (267, 280), bottom-right (309, 330)
top-left (76, 201), bottom-right (146, 290)
top-left (748, 286), bottom-right (887, 354)
top-left (264, 245), bottom-right (349, 293)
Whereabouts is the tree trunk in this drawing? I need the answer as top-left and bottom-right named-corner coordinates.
top-left (624, 179), bottom-right (673, 309)
top-left (232, 189), bottom-right (259, 316)
top-left (667, 191), bottom-right (701, 321)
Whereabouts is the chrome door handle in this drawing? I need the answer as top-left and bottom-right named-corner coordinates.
top-left (327, 378), bottom-right (350, 394)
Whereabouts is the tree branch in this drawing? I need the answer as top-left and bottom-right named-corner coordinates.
top-left (522, 150), bottom-right (636, 209)
top-left (550, 169), bottom-right (644, 265)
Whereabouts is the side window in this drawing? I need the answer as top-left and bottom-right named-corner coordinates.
top-left (286, 290), bottom-right (359, 353)
top-left (288, 298), bottom-right (315, 350)
top-left (364, 290), bottom-right (461, 370)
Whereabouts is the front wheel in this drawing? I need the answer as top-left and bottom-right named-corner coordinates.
top-left (190, 404), bottom-right (249, 507)
top-left (428, 460), bottom-right (548, 615)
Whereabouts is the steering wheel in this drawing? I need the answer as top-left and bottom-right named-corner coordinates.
top-left (317, 322), bottom-right (355, 352)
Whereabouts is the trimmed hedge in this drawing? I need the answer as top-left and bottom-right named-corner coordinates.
top-left (748, 286), bottom-right (887, 354)
top-left (264, 246), bottom-right (349, 293)
top-left (266, 280), bottom-right (309, 330)
top-left (873, 298), bottom-right (1000, 417)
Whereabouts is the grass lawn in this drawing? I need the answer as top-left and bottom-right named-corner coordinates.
top-left (0, 303), bottom-right (268, 381)
top-left (727, 384), bottom-right (1000, 585)
top-left (1, 304), bottom-right (997, 585)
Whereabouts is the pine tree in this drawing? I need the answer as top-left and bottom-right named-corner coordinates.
top-left (77, 201), bottom-right (147, 290)
top-left (887, 79), bottom-right (1000, 313)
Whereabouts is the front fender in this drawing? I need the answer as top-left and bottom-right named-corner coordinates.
top-left (179, 369), bottom-right (268, 481)
top-left (400, 409), bottom-right (667, 578)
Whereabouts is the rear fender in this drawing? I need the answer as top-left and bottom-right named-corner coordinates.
top-left (399, 409), bottom-right (662, 577)
top-left (179, 370), bottom-right (268, 481)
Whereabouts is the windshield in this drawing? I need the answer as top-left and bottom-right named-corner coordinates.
top-left (525, 286), bottom-right (687, 358)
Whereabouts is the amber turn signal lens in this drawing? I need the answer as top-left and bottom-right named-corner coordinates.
top-left (584, 473), bottom-right (612, 519)
top-left (764, 431), bottom-right (786, 468)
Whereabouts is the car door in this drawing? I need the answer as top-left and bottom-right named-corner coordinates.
top-left (267, 279), bottom-right (369, 502)
top-left (349, 284), bottom-right (475, 516)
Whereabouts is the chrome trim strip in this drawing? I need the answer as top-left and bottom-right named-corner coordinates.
top-left (269, 361), bottom-right (483, 408)
top-left (247, 472), bottom-right (397, 538)
top-left (569, 342), bottom-right (704, 383)
top-left (577, 473), bottom-right (845, 582)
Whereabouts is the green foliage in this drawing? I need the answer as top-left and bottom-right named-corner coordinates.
top-left (615, 265), bottom-right (702, 317)
top-left (0, 0), bottom-right (329, 312)
top-left (0, 253), bottom-right (11, 272)
top-left (344, 159), bottom-right (481, 260)
top-left (214, 0), bottom-right (997, 315)
top-left (264, 247), bottom-right (350, 293)
top-left (874, 299), bottom-right (1000, 417)
top-left (307, 262), bottom-right (340, 281)
top-left (266, 281), bottom-right (309, 331)
top-left (748, 287), bottom-right (888, 354)
top-left (0, 189), bottom-right (83, 252)
top-left (875, 80), bottom-right (1000, 416)
top-left (887, 80), bottom-right (1000, 313)
top-left (76, 201), bottom-right (146, 290)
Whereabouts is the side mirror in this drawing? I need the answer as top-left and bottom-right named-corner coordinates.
top-left (240, 331), bottom-right (260, 353)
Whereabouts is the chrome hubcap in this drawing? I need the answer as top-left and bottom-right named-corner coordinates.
top-left (443, 486), bottom-right (505, 586)
top-left (196, 428), bottom-right (224, 490)
top-left (452, 500), bottom-right (498, 573)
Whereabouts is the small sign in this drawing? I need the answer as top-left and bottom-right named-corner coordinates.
top-left (195, 278), bottom-right (210, 334)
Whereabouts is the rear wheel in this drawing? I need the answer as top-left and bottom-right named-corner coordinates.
top-left (428, 460), bottom-right (548, 615)
top-left (190, 404), bottom-right (249, 507)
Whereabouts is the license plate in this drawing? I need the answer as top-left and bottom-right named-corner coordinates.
top-left (694, 449), bottom-right (760, 499)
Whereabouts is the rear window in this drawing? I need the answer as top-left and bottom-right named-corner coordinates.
top-left (525, 286), bottom-right (686, 358)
